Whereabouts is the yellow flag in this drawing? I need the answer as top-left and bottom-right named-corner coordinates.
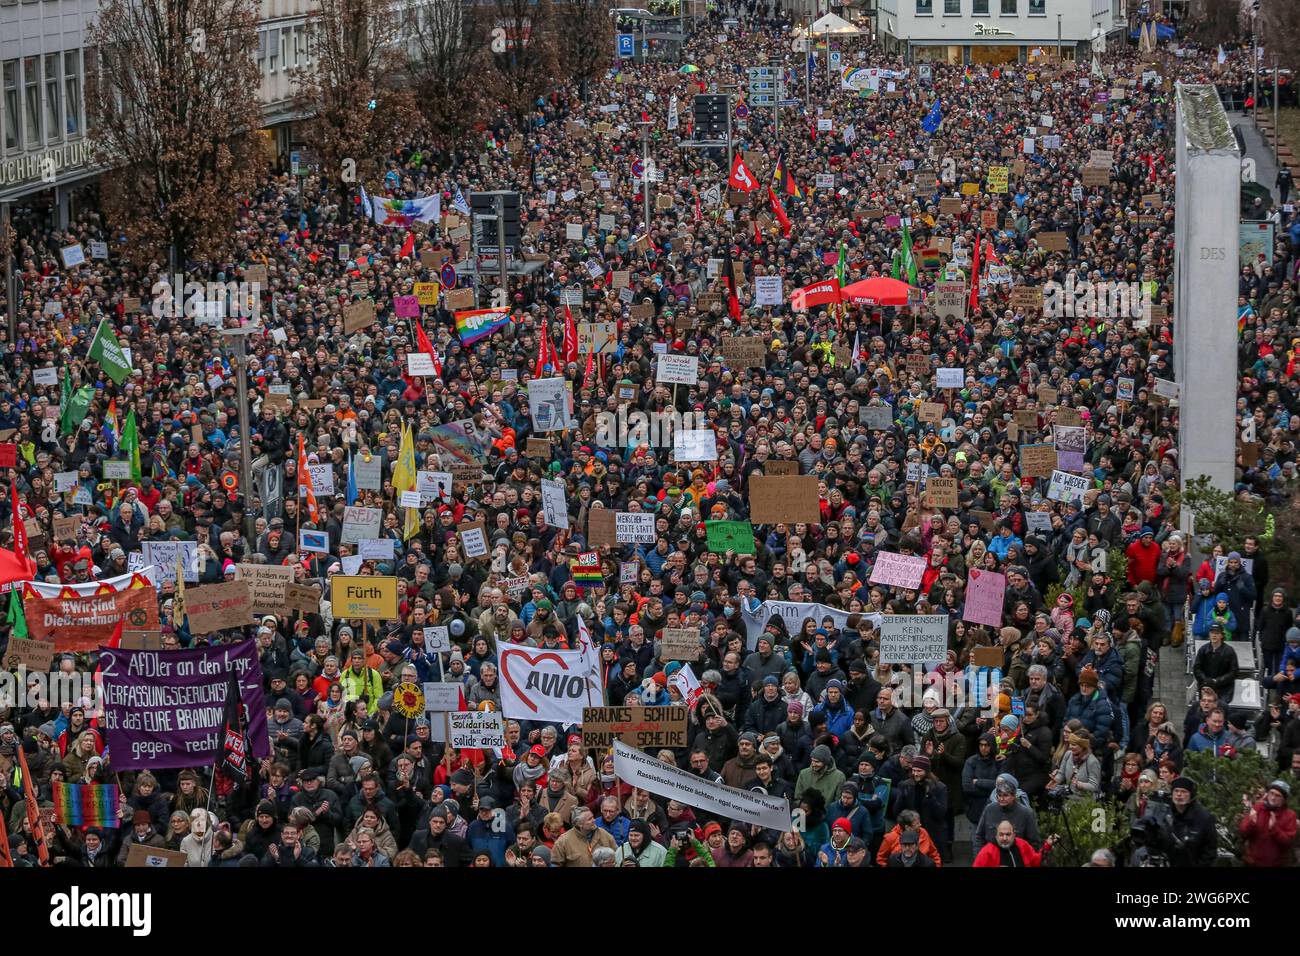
top-left (393, 422), bottom-right (419, 541)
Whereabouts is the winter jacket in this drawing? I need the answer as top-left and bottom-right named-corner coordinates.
top-left (811, 698), bottom-right (855, 741)
top-left (922, 723), bottom-right (968, 814)
top-left (1155, 799), bottom-right (1218, 867)
top-left (961, 749), bottom-right (1000, 825)
top-left (1187, 722), bottom-right (1233, 756)
top-left (1064, 687), bottom-right (1115, 744)
top-left (1211, 569), bottom-right (1256, 627)
top-left (876, 824), bottom-right (943, 867)
top-left (973, 798), bottom-right (1041, 852)
top-left (1193, 641), bottom-right (1237, 701)
top-left (1003, 720), bottom-right (1053, 798)
top-left (743, 694), bottom-right (789, 735)
top-left (1077, 647), bottom-right (1124, 698)
top-left (972, 836), bottom-right (1044, 867)
top-left (1238, 801), bottom-right (1298, 867)
top-left (892, 777), bottom-right (948, 841)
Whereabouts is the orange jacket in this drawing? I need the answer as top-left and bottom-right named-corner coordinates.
top-left (876, 825), bottom-right (943, 867)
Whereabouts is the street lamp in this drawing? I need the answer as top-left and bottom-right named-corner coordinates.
top-left (219, 325), bottom-right (260, 545)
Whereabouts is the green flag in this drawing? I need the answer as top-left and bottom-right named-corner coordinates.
top-left (88, 318), bottom-right (132, 385)
top-left (122, 408), bottom-right (141, 481)
top-left (899, 221), bottom-right (917, 285)
top-left (6, 588), bottom-right (27, 640)
top-left (60, 384), bottom-right (94, 436)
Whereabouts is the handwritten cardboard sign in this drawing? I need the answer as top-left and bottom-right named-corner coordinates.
top-left (749, 475), bottom-right (820, 525)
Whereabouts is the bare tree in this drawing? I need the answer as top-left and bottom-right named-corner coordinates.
top-left (1259, 3), bottom-right (1300, 73)
top-left (296, 0), bottom-right (421, 205)
top-left (556, 0), bottom-right (613, 102)
top-left (485, 0), bottom-right (560, 132)
top-left (87, 0), bottom-right (265, 269)
top-left (1186, 0), bottom-right (1246, 49)
top-left (409, 0), bottom-right (488, 147)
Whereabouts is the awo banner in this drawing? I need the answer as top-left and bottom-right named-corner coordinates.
top-left (98, 638), bottom-right (269, 771)
top-left (27, 587), bottom-right (161, 651)
top-left (496, 639), bottom-right (600, 725)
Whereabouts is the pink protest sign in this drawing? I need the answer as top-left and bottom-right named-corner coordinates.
top-left (868, 551), bottom-right (927, 590)
top-left (394, 295), bottom-right (420, 318)
top-left (962, 569), bottom-right (1006, 628)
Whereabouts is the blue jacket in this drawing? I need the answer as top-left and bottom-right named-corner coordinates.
top-left (989, 533), bottom-right (1023, 561)
top-left (852, 774), bottom-right (890, 837)
top-left (815, 839), bottom-right (852, 867)
top-left (1077, 648), bottom-right (1124, 698)
top-left (596, 814), bottom-right (631, 845)
top-left (1064, 688), bottom-right (1114, 743)
top-left (812, 699), bottom-right (855, 740)
top-left (1187, 722), bottom-right (1231, 756)
top-left (465, 819), bottom-right (510, 867)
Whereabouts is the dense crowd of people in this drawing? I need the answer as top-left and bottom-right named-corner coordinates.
top-left (0, 5), bottom-right (1298, 869)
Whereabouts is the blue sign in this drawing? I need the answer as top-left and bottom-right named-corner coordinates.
top-left (441, 263), bottom-right (457, 289)
top-left (617, 34), bottom-right (634, 58)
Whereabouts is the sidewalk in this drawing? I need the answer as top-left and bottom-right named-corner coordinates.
top-left (1229, 109), bottom-right (1282, 202)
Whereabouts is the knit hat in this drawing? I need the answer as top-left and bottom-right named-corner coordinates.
top-left (825, 679), bottom-right (844, 692)
top-left (1171, 776), bottom-right (1197, 797)
top-left (1000, 714), bottom-right (1020, 730)
top-left (810, 744), bottom-right (834, 765)
top-left (132, 810), bottom-right (153, 826)
top-left (1078, 665), bottom-right (1099, 688)
top-left (832, 817), bottom-right (853, 833)
top-left (1267, 779), bottom-right (1292, 798)
top-left (995, 773), bottom-right (1018, 795)
top-left (911, 755), bottom-right (931, 771)
top-left (786, 701), bottom-right (804, 716)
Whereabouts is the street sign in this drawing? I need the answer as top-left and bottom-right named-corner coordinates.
top-left (441, 263), bottom-right (457, 288)
top-left (289, 151), bottom-right (301, 176)
top-left (779, 98), bottom-right (801, 107)
top-left (750, 95), bottom-right (774, 106)
top-left (617, 34), bottom-right (634, 58)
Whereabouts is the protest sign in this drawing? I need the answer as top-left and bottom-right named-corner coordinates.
top-left (925, 477), bottom-right (958, 509)
top-left (332, 576), bottom-right (399, 619)
top-left (869, 551), bottom-right (927, 590)
top-left (447, 711), bottom-right (508, 749)
top-left (705, 520), bottom-right (755, 554)
top-left (613, 741), bottom-right (792, 831)
top-left (587, 508), bottom-right (618, 548)
top-left (235, 564), bottom-right (293, 616)
top-left (655, 354), bottom-right (699, 385)
top-left (185, 580), bottom-right (253, 634)
top-left (763, 460), bottom-right (799, 476)
top-left (1019, 443), bottom-right (1059, 478)
top-left (963, 569), bottom-right (1006, 627)
top-left (358, 538), bottom-right (395, 561)
top-left (582, 706), bottom-right (688, 748)
top-left (422, 627), bottom-right (452, 655)
top-left (340, 506), bottom-right (383, 545)
top-left (659, 628), bottom-right (702, 662)
top-left (2, 637), bottom-right (55, 671)
top-left (749, 475), bottom-right (820, 524)
top-left (720, 337), bottom-right (768, 368)
top-left (27, 587), bottom-right (161, 651)
top-left (1047, 469), bottom-right (1091, 504)
top-left (126, 845), bottom-right (189, 868)
top-left (528, 376), bottom-right (573, 432)
top-left (99, 637), bottom-right (268, 771)
top-left (672, 429), bottom-right (717, 462)
top-left (284, 583), bottom-right (322, 615)
top-left (879, 614), bottom-right (950, 663)
top-left (615, 512), bottom-right (657, 544)
top-left (541, 478), bottom-right (569, 529)
top-left (936, 367), bottom-right (964, 389)
top-left (970, 646), bottom-right (1005, 669)
top-left (458, 521), bottom-right (489, 558)
top-left (860, 405), bottom-right (894, 430)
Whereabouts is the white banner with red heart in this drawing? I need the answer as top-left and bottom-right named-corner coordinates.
top-left (497, 639), bottom-right (601, 725)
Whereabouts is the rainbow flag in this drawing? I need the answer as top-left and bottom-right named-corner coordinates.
top-left (572, 551), bottom-right (604, 588)
top-left (454, 308), bottom-right (513, 346)
top-left (53, 783), bottom-right (120, 828)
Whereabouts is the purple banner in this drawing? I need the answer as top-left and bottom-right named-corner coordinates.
top-left (98, 638), bottom-right (269, 771)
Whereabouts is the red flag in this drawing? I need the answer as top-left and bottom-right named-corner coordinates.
top-left (0, 809), bottom-right (12, 867)
top-left (694, 193), bottom-right (702, 224)
top-left (297, 433), bottom-right (320, 523)
top-left (768, 187), bottom-right (792, 237)
top-left (414, 321), bottom-right (442, 377)
top-left (753, 217), bottom-right (763, 246)
top-left (969, 235), bottom-right (982, 315)
top-left (534, 319), bottom-right (551, 377)
top-left (790, 278), bottom-right (841, 311)
top-left (399, 231), bottom-right (415, 259)
top-left (562, 304), bottom-right (579, 365)
top-left (15, 745), bottom-right (49, 865)
top-left (728, 154), bottom-right (759, 192)
top-left (11, 481), bottom-right (26, 560)
top-left (584, 348), bottom-right (595, 385)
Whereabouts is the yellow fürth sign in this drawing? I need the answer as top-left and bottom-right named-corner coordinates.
top-left (333, 575), bottom-right (399, 619)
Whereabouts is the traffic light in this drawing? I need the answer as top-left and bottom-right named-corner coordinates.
top-left (470, 191), bottom-right (521, 254)
top-left (692, 94), bottom-right (730, 143)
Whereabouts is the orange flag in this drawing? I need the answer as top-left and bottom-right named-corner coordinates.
top-left (15, 744), bottom-right (50, 865)
top-left (297, 433), bottom-right (320, 524)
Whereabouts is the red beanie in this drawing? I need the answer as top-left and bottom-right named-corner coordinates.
top-left (833, 817), bottom-right (852, 833)
top-left (652, 672), bottom-right (668, 687)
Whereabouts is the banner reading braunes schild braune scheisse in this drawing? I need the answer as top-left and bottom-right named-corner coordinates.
top-left (98, 638), bottom-right (269, 771)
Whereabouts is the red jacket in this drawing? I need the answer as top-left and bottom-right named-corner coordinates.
top-left (972, 837), bottom-right (1043, 867)
top-left (1238, 802), bottom-right (1298, 867)
top-left (1125, 539), bottom-right (1160, 586)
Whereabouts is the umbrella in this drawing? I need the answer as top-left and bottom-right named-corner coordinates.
top-left (840, 277), bottom-right (918, 306)
top-left (679, 64), bottom-right (700, 73)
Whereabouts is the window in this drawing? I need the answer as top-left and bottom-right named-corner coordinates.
top-left (268, 28), bottom-right (279, 72)
top-left (23, 56), bottom-right (40, 146)
top-left (945, 0), bottom-right (960, 11)
top-left (44, 54), bottom-right (61, 143)
top-left (973, 0), bottom-right (989, 12)
top-left (1029, 0), bottom-right (1045, 13)
top-left (1001, 0), bottom-right (1016, 12)
top-left (3, 60), bottom-right (18, 151)
top-left (916, 0), bottom-right (933, 13)
top-left (82, 46), bottom-right (96, 134)
top-left (65, 50), bottom-right (81, 136)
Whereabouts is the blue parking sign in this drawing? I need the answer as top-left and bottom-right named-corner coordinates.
top-left (617, 34), bottom-right (634, 58)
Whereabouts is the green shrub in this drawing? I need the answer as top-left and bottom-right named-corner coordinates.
top-left (1183, 750), bottom-right (1300, 859)
top-left (1034, 795), bottom-right (1131, 867)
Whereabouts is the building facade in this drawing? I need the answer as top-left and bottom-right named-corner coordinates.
top-left (0, 0), bottom-right (336, 221)
top-left (875, 0), bottom-right (1117, 64)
